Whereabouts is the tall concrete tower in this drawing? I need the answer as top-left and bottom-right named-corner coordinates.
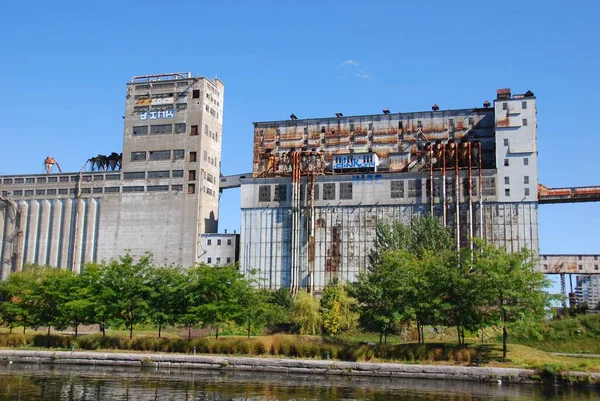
top-left (99, 72), bottom-right (225, 266)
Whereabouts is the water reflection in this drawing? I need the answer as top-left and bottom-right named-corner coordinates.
top-left (0, 363), bottom-right (597, 400)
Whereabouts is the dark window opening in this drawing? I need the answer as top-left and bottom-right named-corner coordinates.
top-left (131, 151), bottom-right (146, 161)
top-left (339, 182), bottom-right (353, 200)
top-left (191, 125), bottom-right (198, 136)
top-left (323, 183), bottom-right (336, 200)
top-left (190, 151), bottom-right (197, 162)
top-left (147, 185), bottom-right (169, 192)
top-left (391, 180), bottom-right (404, 198)
top-left (124, 172), bottom-right (145, 180)
top-left (188, 170), bottom-right (196, 181)
top-left (175, 123), bottom-right (186, 134)
top-left (148, 170), bottom-right (169, 179)
top-left (149, 150), bottom-right (170, 161)
top-left (133, 126), bottom-right (148, 136)
top-left (173, 150), bottom-right (185, 160)
top-left (188, 183), bottom-right (195, 194)
top-left (259, 185), bottom-right (271, 202)
top-left (192, 89), bottom-right (200, 98)
top-left (274, 184), bottom-right (287, 201)
top-left (150, 124), bottom-right (172, 135)
top-left (123, 186), bottom-right (144, 193)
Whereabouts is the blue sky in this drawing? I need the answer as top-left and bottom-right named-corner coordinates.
top-left (1, 1), bottom-right (598, 290)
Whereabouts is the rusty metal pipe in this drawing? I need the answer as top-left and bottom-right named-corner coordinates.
top-left (442, 144), bottom-right (447, 227)
top-left (455, 144), bottom-right (460, 251)
top-left (468, 142), bottom-right (473, 254)
top-left (308, 171), bottom-right (316, 293)
top-left (478, 142), bottom-right (483, 242)
top-left (429, 145), bottom-right (434, 215)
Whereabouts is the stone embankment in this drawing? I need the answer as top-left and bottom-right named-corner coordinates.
top-left (0, 350), bottom-right (598, 385)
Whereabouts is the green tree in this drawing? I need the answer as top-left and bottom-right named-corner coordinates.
top-left (320, 282), bottom-right (358, 335)
top-left (187, 264), bottom-right (248, 339)
top-left (474, 243), bottom-right (552, 358)
top-left (79, 262), bottom-right (118, 336)
top-left (290, 290), bottom-right (321, 335)
top-left (2, 266), bottom-right (47, 333)
top-left (358, 216), bottom-right (454, 344)
top-left (0, 275), bottom-right (30, 333)
top-left (368, 214), bottom-right (453, 267)
top-left (237, 286), bottom-right (274, 338)
top-left (103, 254), bottom-right (152, 339)
top-left (147, 265), bottom-right (187, 337)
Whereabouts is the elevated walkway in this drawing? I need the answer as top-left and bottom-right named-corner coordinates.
top-left (538, 184), bottom-right (600, 204)
top-left (539, 254), bottom-right (600, 275)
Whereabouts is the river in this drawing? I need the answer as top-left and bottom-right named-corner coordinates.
top-left (0, 364), bottom-right (598, 400)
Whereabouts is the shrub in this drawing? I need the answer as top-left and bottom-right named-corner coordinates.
top-left (0, 334), bottom-right (28, 348)
top-left (31, 335), bottom-right (73, 349)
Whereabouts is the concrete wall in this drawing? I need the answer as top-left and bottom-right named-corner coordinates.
top-left (0, 197), bottom-right (100, 277)
top-left (494, 95), bottom-right (538, 202)
top-left (198, 233), bottom-right (240, 265)
top-left (0, 73), bottom-right (225, 274)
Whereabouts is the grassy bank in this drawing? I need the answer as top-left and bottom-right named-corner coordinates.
top-left (509, 314), bottom-right (600, 354)
top-left (1, 331), bottom-right (599, 374)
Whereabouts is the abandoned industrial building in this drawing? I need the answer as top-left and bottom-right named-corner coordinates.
top-left (0, 73), bottom-right (225, 277)
top-left (0, 76), bottom-right (599, 297)
top-left (239, 89), bottom-right (600, 292)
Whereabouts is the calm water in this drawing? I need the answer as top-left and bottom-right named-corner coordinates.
top-left (0, 363), bottom-right (598, 401)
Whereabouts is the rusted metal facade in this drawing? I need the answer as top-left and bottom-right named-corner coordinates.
top-left (241, 90), bottom-right (543, 291)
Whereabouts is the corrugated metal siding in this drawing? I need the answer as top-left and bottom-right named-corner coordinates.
top-left (241, 202), bottom-right (538, 291)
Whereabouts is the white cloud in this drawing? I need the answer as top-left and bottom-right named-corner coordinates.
top-left (340, 59), bottom-right (360, 67)
top-left (356, 70), bottom-right (371, 80)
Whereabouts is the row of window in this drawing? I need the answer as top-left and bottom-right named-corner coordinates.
top-left (206, 91), bottom-right (220, 108)
top-left (206, 257), bottom-right (232, 265)
top-left (133, 123), bottom-right (187, 136)
top-left (503, 157), bottom-right (529, 167)
top-left (2, 185), bottom-right (186, 197)
top-left (2, 174), bottom-right (120, 185)
top-left (205, 104), bottom-right (219, 119)
top-left (124, 170), bottom-right (184, 180)
top-left (132, 103), bottom-right (187, 113)
top-left (504, 176), bottom-right (531, 197)
top-left (206, 238), bottom-right (233, 246)
top-left (2, 181), bottom-right (219, 198)
top-left (131, 150), bottom-right (185, 161)
top-left (543, 264), bottom-right (599, 271)
top-left (502, 101), bottom-right (528, 111)
top-left (258, 179), bottom-right (499, 203)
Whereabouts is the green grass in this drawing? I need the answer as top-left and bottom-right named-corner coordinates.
top-left (510, 314), bottom-right (600, 354)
